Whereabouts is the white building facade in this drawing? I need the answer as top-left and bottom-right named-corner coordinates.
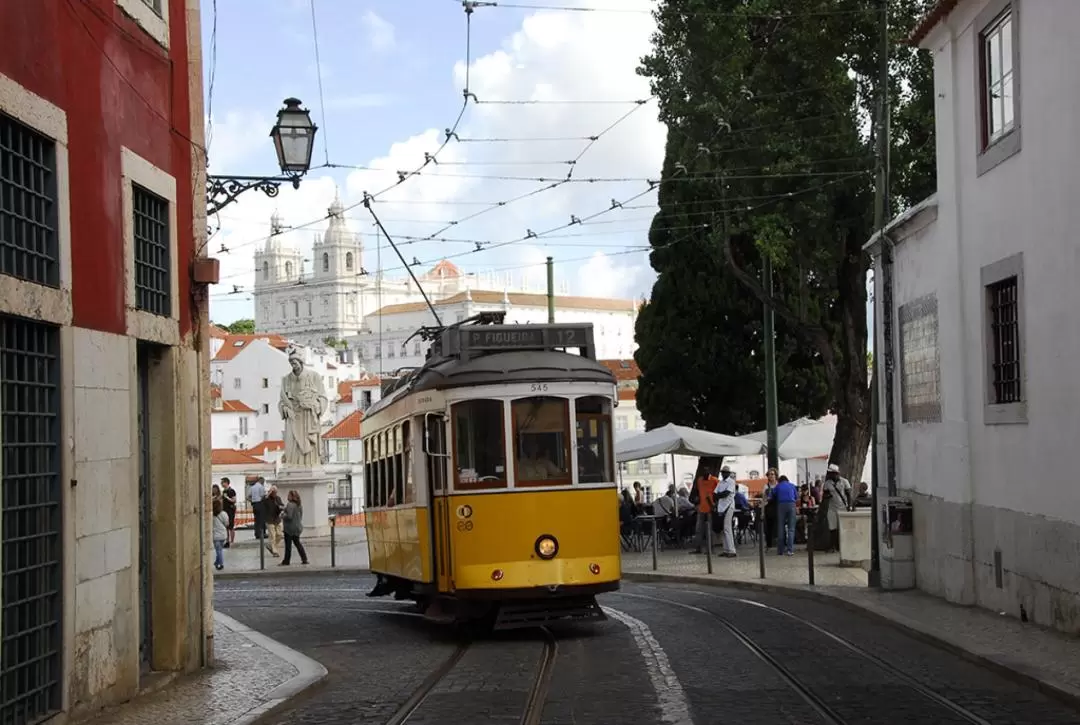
top-left (353, 290), bottom-right (640, 374)
top-left (868, 0), bottom-right (1080, 633)
top-left (251, 197), bottom-right (568, 348)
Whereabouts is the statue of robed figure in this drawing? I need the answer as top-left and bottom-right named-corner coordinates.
top-left (279, 348), bottom-right (328, 468)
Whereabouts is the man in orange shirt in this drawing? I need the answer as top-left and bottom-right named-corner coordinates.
top-left (689, 468), bottom-right (718, 554)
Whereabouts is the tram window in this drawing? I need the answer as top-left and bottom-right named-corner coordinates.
top-left (425, 415), bottom-right (448, 493)
top-left (575, 395), bottom-right (614, 484)
top-left (363, 438), bottom-right (373, 509)
top-left (391, 424), bottom-right (404, 506)
top-left (452, 399), bottom-right (507, 489)
top-left (512, 397), bottom-right (571, 487)
top-left (403, 420), bottom-right (416, 504)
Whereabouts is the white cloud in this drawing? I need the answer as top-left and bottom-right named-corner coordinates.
top-left (209, 0), bottom-right (666, 322)
top-left (360, 10), bottom-right (396, 53)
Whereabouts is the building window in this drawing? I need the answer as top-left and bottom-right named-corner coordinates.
top-left (413, 342), bottom-right (421, 356)
top-left (262, 377), bottom-right (269, 388)
top-left (322, 252), bottom-right (329, 272)
top-left (346, 252), bottom-right (354, 271)
top-left (361, 390), bottom-right (372, 409)
top-left (387, 343), bottom-right (394, 359)
top-left (132, 184), bottom-right (171, 317)
top-left (141, 0), bottom-right (163, 15)
top-left (233, 377), bottom-right (241, 389)
top-left (292, 300), bottom-right (299, 317)
top-left (116, 0), bottom-right (169, 47)
top-left (239, 417), bottom-right (249, 435)
top-left (0, 315), bottom-right (62, 723)
top-left (336, 440), bottom-right (350, 461)
top-left (981, 254), bottom-right (1025, 424)
top-left (0, 113), bottom-right (59, 288)
top-left (285, 261), bottom-right (293, 279)
top-left (262, 403), bottom-right (269, 413)
top-left (981, 10), bottom-right (1014, 145)
top-left (262, 261), bottom-right (269, 280)
top-left (988, 277), bottom-right (1021, 404)
top-left (898, 295), bottom-right (942, 423)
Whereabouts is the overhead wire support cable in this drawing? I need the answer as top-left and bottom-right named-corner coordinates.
top-left (363, 194), bottom-right (443, 327)
top-left (310, 0), bottom-right (331, 165)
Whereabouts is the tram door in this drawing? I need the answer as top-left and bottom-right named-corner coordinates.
top-left (424, 413), bottom-right (452, 592)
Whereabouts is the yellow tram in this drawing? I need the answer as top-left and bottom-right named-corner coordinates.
top-left (362, 312), bottom-right (621, 628)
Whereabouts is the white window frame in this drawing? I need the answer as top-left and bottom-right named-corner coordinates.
top-left (116, 0), bottom-right (170, 50)
top-left (0, 73), bottom-right (73, 327)
top-left (336, 440), bottom-right (350, 462)
top-left (121, 147), bottom-right (179, 345)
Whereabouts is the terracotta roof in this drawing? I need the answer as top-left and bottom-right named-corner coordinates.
top-left (211, 333), bottom-right (290, 362)
top-left (325, 410), bottom-right (363, 439)
top-left (424, 259), bottom-right (462, 279)
top-left (336, 375), bottom-right (381, 403)
top-left (210, 384), bottom-right (222, 399)
top-left (617, 388), bottom-right (637, 401)
top-left (209, 324), bottom-right (229, 338)
top-left (909, 0), bottom-right (960, 45)
top-left (600, 359), bottom-right (641, 382)
top-left (211, 448), bottom-right (267, 465)
top-left (245, 440), bottom-right (284, 456)
top-left (213, 400), bottom-right (256, 413)
top-left (370, 289), bottom-right (637, 316)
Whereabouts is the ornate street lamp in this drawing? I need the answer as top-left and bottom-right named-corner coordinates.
top-left (206, 98), bottom-right (318, 215)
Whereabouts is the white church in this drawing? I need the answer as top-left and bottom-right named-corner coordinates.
top-left (252, 191), bottom-right (641, 364)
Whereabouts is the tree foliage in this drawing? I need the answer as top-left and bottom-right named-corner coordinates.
top-left (635, 0), bottom-right (936, 477)
top-left (225, 318), bottom-right (256, 334)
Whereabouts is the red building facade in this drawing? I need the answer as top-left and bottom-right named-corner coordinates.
top-left (0, 0), bottom-right (212, 721)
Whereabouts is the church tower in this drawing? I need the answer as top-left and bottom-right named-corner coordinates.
top-left (312, 189), bottom-right (363, 281)
top-left (253, 211), bottom-right (303, 331)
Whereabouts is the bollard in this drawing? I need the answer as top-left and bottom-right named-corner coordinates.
top-left (705, 512), bottom-right (714, 575)
top-left (651, 516), bottom-right (658, 571)
top-left (330, 515), bottom-right (337, 568)
top-left (756, 509), bottom-right (766, 579)
top-left (806, 508), bottom-right (816, 586)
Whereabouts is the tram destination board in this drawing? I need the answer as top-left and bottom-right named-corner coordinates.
top-left (462, 324), bottom-right (593, 351)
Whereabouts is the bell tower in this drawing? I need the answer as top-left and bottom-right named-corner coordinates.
top-left (253, 211), bottom-right (303, 330)
top-left (312, 189), bottom-right (363, 281)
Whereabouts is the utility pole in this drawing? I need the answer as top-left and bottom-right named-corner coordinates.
top-left (868, 0), bottom-right (890, 589)
top-left (763, 255), bottom-right (779, 471)
top-left (546, 256), bottom-right (555, 323)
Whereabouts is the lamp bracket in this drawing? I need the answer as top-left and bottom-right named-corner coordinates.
top-left (206, 174), bottom-right (303, 216)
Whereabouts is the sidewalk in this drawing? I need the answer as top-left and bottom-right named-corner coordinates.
top-left (216, 526), bottom-right (370, 575)
top-left (622, 544), bottom-right (1080, 709)
top-left (81, 612), bottom-right (326, 725)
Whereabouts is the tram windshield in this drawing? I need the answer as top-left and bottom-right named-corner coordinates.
top-left (452, 399), bottom-right (507, 489)
top-left (575, 395), bottom-right (613, 483)
top-left (512, 397), bottom-right (571, 487)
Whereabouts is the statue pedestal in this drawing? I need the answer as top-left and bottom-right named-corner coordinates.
top-left (272, 467), bottom-right (332, 538)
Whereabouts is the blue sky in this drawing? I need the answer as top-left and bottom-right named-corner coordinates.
top-left (205, 0), bottom-right (665, 322)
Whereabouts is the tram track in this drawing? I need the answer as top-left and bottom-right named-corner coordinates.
top-left (617, 590), bottom-right (993, 725)
top-left (384, 627), bottom-right (558, 725)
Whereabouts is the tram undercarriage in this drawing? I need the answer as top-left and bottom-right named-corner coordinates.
top-left (367, 574), bottom-right (612, 630)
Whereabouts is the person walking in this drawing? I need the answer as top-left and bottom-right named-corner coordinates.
top-left (221, 477), bottom-right (237, 548)
top-left (280, 489), bottom-right (309, 566)
top-left (264, 485), bottom-right (285, 558)
top-left (688, 466), bottom-right (717, 554)
top-left (713, 465), bottom-right (738, 558)
top-left (773, 474), bottom-right (799, 556)
top-left (248, 477), bottom-right (267, 541)
top-left (211, 498), bottom-right (229, 571)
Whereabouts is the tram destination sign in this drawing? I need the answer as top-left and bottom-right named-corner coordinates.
top-left (463, 324), bottom-right (593, 351)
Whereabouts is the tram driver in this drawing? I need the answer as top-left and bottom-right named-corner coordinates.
top-left (518, 438), bottom-right (563, 480)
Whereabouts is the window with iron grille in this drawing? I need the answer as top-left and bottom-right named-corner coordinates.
top-left (899, 295), bottom-right (943, 423)
top-left (0, 113), bottom-right (60, 288)
top-left (988, 276), bottom-right (1021, 404)
top-left (0, 315), bottom-right (63, 723)
top-left (133, 184), bottom-right (171, 317)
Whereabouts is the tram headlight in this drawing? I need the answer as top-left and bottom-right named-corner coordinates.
top-left (535, 535), bottom-right (559, 560)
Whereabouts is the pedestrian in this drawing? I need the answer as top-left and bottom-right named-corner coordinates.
top-left (221, 477), bottom-right (237, 548)
top-left (712, 465), bottom-right (737, 558)
top-left (249, 477), bottom-right (267, 541)
top-left (280, 489), bottom-right (309, 566)
top-left (265, 485), bottom-right (285, 557)
top-left (211, 497), bottom-right (229, 571)
top-left (688, 465), bottom-right (716, 554)
top-left (773, 474), bottom-right (799, 556)
top-left (761, 468), bottom-right (778, 548)
top-left (816, 464), bottom-right (851, 552)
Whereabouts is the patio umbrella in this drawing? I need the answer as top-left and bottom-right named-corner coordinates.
top-left (742, 416), bottom-right (836, 460)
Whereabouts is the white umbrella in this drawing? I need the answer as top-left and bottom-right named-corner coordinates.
top-left (742, 416), bottom-right (836, 460)
top-left (616, 423), bottom-right (765, 462)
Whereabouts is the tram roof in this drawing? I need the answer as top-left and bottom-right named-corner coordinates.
top-left (365, 320), bottom-right (617, 419)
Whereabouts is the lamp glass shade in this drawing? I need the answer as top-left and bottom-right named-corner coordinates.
top-left (270, 98), bottom-right (317, 174)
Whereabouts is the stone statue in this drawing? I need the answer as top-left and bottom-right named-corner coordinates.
top-left (279, 348), bottom-right (328, 468)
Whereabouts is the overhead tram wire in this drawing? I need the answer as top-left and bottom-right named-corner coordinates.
top-left (476, 2), bottom-right (881, 20)
top-left (310, 0), bottom-right (331, 166)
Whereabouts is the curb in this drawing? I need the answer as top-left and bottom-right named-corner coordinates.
top-left (622, 571), bottom-right (1080, 712)
top-left (215, 566), bottom-right (370, 579)
top-left (215, 611), bottom-right (329, 725)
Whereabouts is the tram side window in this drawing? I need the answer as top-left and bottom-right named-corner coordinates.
top-left (377, 432), bottom-right (387, 507)
top-left (425, 414), bottom-right (448, 493)
top-left (403, 420), bottom-right (416, 504)
top-left (452, 399), bottom-right (507, 489)
top-left (575, 395), bottom-right (614, 484)
top-left (391, 425), bottom-right (404, 506)
top-left (512, 396), bottom-right (571, 487)
top-left (363, 438), bottom-right (373, 508)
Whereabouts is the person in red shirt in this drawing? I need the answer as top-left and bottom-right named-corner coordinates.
top-left (689, 468), bottom-right (718, 554)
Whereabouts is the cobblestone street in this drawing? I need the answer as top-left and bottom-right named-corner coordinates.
top-left (211, 573), bottom-right (1080, 725)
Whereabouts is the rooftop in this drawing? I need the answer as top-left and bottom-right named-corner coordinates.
top-left (244, 440), bottom-right (284, 456)
top-left (600, 358), bottom-right (641, 382)
top-left (211, 333), bottom-right (290, 362)
top-left (325, 410), bottom-right (363, 440)
top-left (370, 290), bottom-right (637, 317)
top-left (211, 448), bottom-right (268, 466)
top-left (213, 400), bottom-right (256, 414)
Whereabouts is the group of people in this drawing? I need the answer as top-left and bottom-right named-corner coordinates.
top-left (209, 477), bottom-right (309, 569)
